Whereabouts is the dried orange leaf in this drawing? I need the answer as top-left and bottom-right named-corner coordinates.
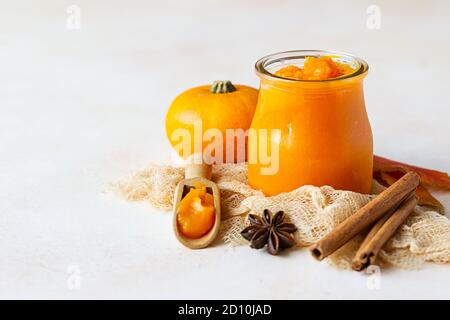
top-left (375, 171), bottom-right (444, 214)
top-left (415, 185), bottom-right (444, 214)
top-left (374, 155), bottom-right (450, 190)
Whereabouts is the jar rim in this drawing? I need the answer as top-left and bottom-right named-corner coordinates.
top-left (255, 50), bottom-right (369, 83)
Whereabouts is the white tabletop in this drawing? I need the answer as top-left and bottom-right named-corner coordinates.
top-left (1, 0), bottom-right (449, 299)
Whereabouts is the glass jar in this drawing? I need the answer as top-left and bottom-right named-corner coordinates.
top-left (248, 50), bottom-right (373, 196)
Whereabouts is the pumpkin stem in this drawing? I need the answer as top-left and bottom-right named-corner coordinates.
top-left (210, 80), bottom-right (237, 94)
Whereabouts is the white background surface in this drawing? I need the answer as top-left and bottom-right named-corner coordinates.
top-left (1, 0), bottom-right (449, 299)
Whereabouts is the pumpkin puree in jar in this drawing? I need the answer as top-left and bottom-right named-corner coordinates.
top-left (249, 52), bottom-right (372, 196)
top-left (176, 182), bottom-right (215, 239)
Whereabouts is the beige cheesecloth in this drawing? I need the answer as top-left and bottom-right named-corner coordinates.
top-left (113, 163), bottom-right (450, 269)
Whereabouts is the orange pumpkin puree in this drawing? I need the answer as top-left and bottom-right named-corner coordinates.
top-left (249, 54), bottom-right (372, 196)
top-left (176, 182), bottom-right (215, 239)
top-left (275, 56), bottom-right (355, 80)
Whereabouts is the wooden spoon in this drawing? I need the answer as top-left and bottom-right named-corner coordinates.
top-left (172, 163), bottom-right (221, 249)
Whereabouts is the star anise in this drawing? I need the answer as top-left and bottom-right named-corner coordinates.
top-left (240, 209), bottom-right (297, 255)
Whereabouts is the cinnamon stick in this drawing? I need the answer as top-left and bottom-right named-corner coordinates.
top-left (310, 171), bottom-right (420, 261)
top-left (352, 192), bottom-right (418, 271)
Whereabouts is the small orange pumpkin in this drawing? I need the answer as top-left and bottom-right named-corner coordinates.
top-left (166, 80), bottom-right (258, 163)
